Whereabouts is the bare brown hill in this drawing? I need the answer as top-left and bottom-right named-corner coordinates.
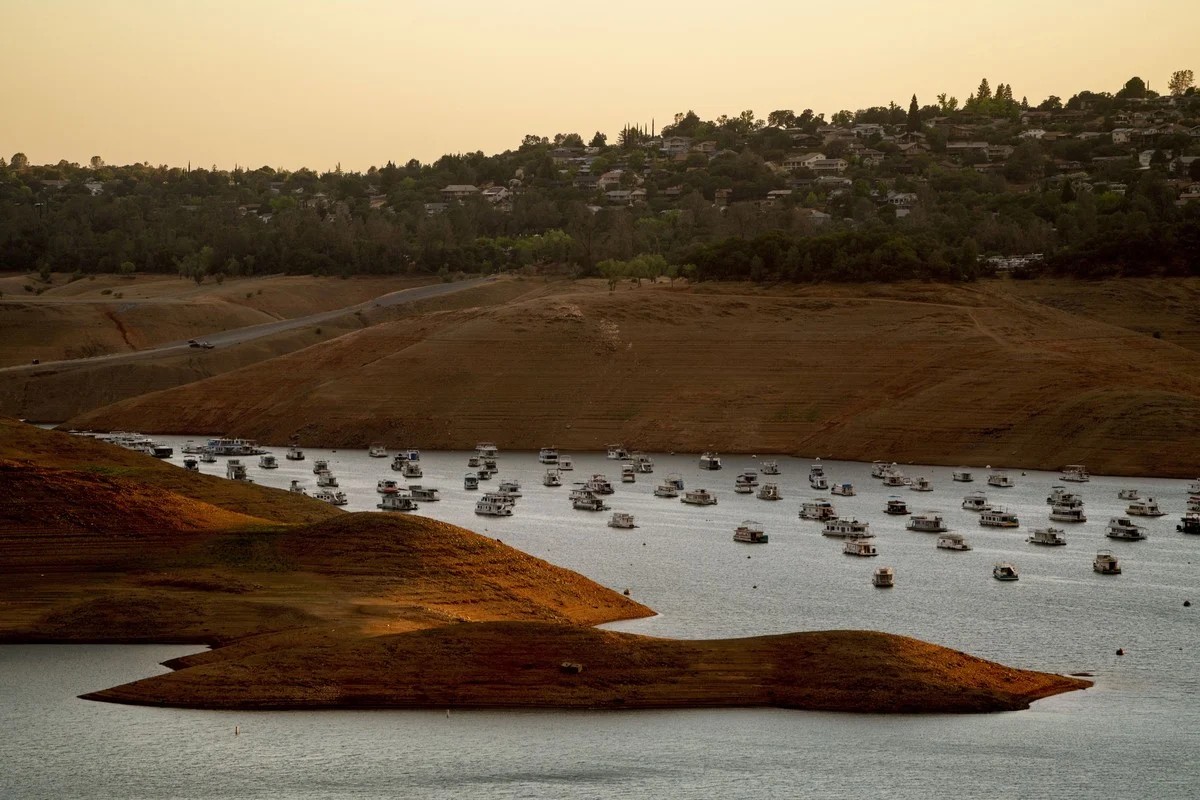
top-left (67, 279), bottom-right (1200, 476)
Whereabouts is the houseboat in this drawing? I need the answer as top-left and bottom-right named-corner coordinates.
top-left (1046, 486), bottom-right (1077, 505)
top-left (475, 493), bottom-right (515, 517)
top-left (830, 482), bottom-right (855, 496)
top-left (1027, 527), bottom-right (1067, 546)
top-left (760, 460), bottom-right (781, 475)
top-left (844, 537), bottom-right (878, 557)
top-left (606, 444), bottom-right (631, 460)
top-left (699, 452), bottom-right (722, 470)
top-left (206, 437), bottom-right (265, 456)
top-left (368, 443), bottom-right (388, 458)
top-left (183, 457), bottom-right (198, 471)
top-left (739, 469), bottom-right (760, 487)
top-left (608, 512), bottom-right (637, 529)
top-left (390, 454), bottom-right (409, 471)
top-left (910, 476), bottom-right (933, 492)
top-left (585, 474), bottom-right (614, 495)
top-left (873, 566), bottom-right (895, 588)
top-left (993, 562), bottom-right (1019, 581)
top-left (884, 497), bottom-right (910, 515)
top-left (482, 457), bottom-right (499, 472)
top-left (882, 473), bottom-right (908, 488)
top-left (226, 460), bottom-right (249, 481)
top-left (316, 471), bottom-right (338, 488)
top-left (543, 469), bottom-right (563, 487)
top-left (937, 533), bottom-right (971, 551)
top-left (633, 453), bottom-right (655, 473)
top-left (181, 440), bottom-right (205, 455)
top-left (408, 486), bottom-right (440, 502)
top-left (653, 482), bottom-right (679, 498)
top-left (153, 444), bottom-right (176, 460)
top-left (401, 461), bottom-right (423, 479)
top-left (980, 509), bottom-right (1020, 528)
top-left (681, 489), bottom-right (718, 506)
top-left (734, 476), bottom-right (754, 494)
top-left (397, 448), bottom-right (421, 462)
top-left (463, 472), bottom-right (479, 491)
top-left (800, 499), bottom-right (837, 521)
top-left (906, 513), bottom-right (948, 533)
top-left (467, 455), bottom-right (481, 468)
top-left (376, 479), bottom-right (400, 495)
top-left (1049, 503), bottom-right (1087, 523)
top-left (822, 518), bottom-right (871, 538)
top-left (621, 463), bottom-right (637, 483)
top-left (538, 447), bottom-right (559, 464)
top-left (497, 480), bottom-right (522, 498)
top-left (258, 454), bottom-right (278, 469)
top-left (475, 442), bottom-right (499, 458)
top-left (314, 489), bottom-right (348, 506)
top-left (313, 459), bottom-right (329, 474)
top-left (199, 450), bottom-right (217, 464)
top-left (1106, 517), bottom-right (1146, 540)
top-left (286, 444), bottom-right (305, 461)
top-left (987, 471), bottom-right (1014, 488)
top-left (962, 492), bottom-right (992, 512)
top-left (1126, 497), bottom-right (1165, 517)
top-left (871, 461), bottom-right (897, 479)
top-left (1189, 496), bottom-right (1200, 513)
top-left (378, 493), bottom-right (419, 512)
top-left (808, 461), bottom-right (827, 490)
top-left (1118, 488), bottom-right (1141, 501)
top-left (666, 473), bottom-right (685, 490)
top-left (476, 467), bottom-right (494, 481)
top-left (1093, 551), bottom-right (1122, 574)
top-left (288, 479), bottom-right (305, 494)
top-left (756, 483), bottom-right (782, 501)
top-left (557, 455), bottom-right (574, 471)
top-left (733, 521), bottom-right (769, 544)
top-left (1179, 513), bottom-right (1200, 535)
top-left (571, 489), bottom-right (609, 512)
top-left (952, 468), bottom-right (974, 483)
top-left (1061, 464), bottom-right (1090, 482)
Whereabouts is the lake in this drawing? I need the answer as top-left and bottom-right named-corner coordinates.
top-left (3, 442), bottom-right (1198, 798)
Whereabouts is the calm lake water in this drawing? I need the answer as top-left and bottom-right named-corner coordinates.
top-left (3, 441), bottom-right (1199, 798)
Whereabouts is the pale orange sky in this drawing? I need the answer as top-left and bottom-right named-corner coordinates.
top-left (2, 0), bottom-right (1197, 171)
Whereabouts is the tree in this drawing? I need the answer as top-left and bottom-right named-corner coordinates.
top-left (89, 155), bottom-right (105, 169)
top-left (1060, 180), bottom-right (1076, 203)
top-left (1190, 158), bottom-right (1200, 181)
top-left (831, 109), bottom-right (854, 127)
top-left (767, 109), bottom-right (796, 128)
top-left (936, 93), bottom-right (959, 112)
top-left (10, 152), bottom-right (28, 170)
top-left (1168, 69), bottom-right (1195, 96)
top-left (1116, 76), bottom-right (1148, 99)
top-left (589, 131), bottom-right (607, 148)
top-left (1038, 95), bottom-right (1063, 111)
top-left (976, 78), bottom-right (992, 100)
top-left (906, 94), bottom-right (921, 131)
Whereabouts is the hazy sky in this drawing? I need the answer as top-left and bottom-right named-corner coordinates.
top-left (3, 0), bottom-right (1197, 171)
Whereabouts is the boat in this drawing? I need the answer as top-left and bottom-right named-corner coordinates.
top-left (476, 467), bottom-right (494, 481)
top-left (822, 518), bottom-right (871, 538)
top-left (286, 445), bottom-right (305, 461)
top-left (390, 454), bottom-right (409, 471)
top-left (1189, 496), bottom-right (1200, 513)
top-left (1027, 527), bottom-right (1066, 546)
top-left (1049, 503), bottom-right (1087, 523)
top-left (760, 460), bottom-right (780, 475)
top-left (258, 454), bottom-right (278, 469)
top-left (497, 480), bottom-right (522, 498)
top-left (183, 457), bottom-right (198, 471)
top-left (621, 463), bottom-right (637, 483)
top-left (314, 489), bottom-right (348, 506)
top-left (680, 489), bottom-right (717, 506)
top-left (1046, 486), bottom-right (1079, 505)
top-left (808, 461), bottom-right (827, 490)
top-left (884, 497), bottom-right (909, 515)
top-left (739, 469), bottom-right (760, 487)
top-left (871, 461), bottom-right (897, 479)
top-left (199, 450), bottom-right (217, 464)
top-left (1106, 517), bottom-right (1146, 540)
top-left (873, 566), bottom-right (894, 588)
top-left (733, 521), bottom-right (769, 544)
top-left (734, 476), bottom-right (754, 494)
top-left (205, 437), bottom-right (265, 457)
top-left (1179, 513), bottom-right (1200, 534)
top-left (288, 479), bottom-right (305, 494)
top-left (844, 537), bottom-right (877, 556)
top-left (906, 513), bottom-right (947, 533)
top-left (666, 473), bottom-right (685, 490)
top-left (608, 512), bottom-right (638, 529)
top-left (313, 459), bottom-right (329, 474)
top-left (1118, 488), bottom-right (1141, 501)
top-left (910, 476), bottom-right (933, 492)
top-left (987, 471), bottom-right (1014, 488)
top-left (557, 455), bottom-right (574, 471)
top-left (633, 453), bottom-right (655, 473)
top-left (606, 444), bottom-right (630, 460)
top-left (800, 499), bottom-right (837, 521)
top-left (316, 471), bottom-right (338, 488)
top-left (463, 472), bottom-right (479, 490)
top-left (226, 459), bottom-right (249, 481)
top-left (376, 479), bottom-right (400, 495)
top-left (962, 492), bottom-right (992, 512)
top-left (992, 562), bottom-right (1019, 581)
top-left (378, 493), bottom-right (419, 512)
top-left (467, 456), bottom-right (481, 468)
top-left (830, 482), bottom-right (855, 496)
top-left (1126, 497), bottom-right (1165, 517)
top-left (181, 440), bottom-right (205, 455)
top-left (543, 469), bottom-right (563, 487)
top-left (699, 452), bottom-right (722, 471)
top-left (654, 482), bottom-right (679, 498)
top-left (150, 445), bottom-right (173, 459)
top-left (482, 457), bottom-right (499, 472)
top-left (952, 469), bottom-right (974, 483)
top-left (401, 461), bottom-right (423, 479)
top-left (1093, 551), bottom-right (1121, 574)
top-left (397, 448), bottom-right (421, 462)
top-left (937, 533), bottom-right (971, 551)
top-left (409, 485), bottom-right (440, 501)
top-left (538, 447), bottom-right (559, 464)
top-left (980, 509), bottom-right (1020, 528)
top-left (570, 489), bottom-right (609, 512)
top-left (585, 474), bottom-right (614, 495)
top-left (1061, 464), bottom-right (1090, 482)
top-left (368, 443), bottom-right (388, 458)
top-left (475, 493), bottom-right (515, 516)
top-left (882, 473), bottom-right (908, 488)
top-left (756, 483), bottom-right (782, 501)
top-left (476, 442), bottom-right (499, 458)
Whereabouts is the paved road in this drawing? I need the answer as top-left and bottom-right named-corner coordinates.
top-left (1, 276), bottom-right (495, 376)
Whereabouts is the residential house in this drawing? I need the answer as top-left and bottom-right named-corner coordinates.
top-left (783, 152), bottom-right (826, 171)
top-left (852, 123), bottom-right (885, 138)
top-left (857, 148), bottom-right (885, 166)
top-left (605, 190), bottom-right (633, 205)
top-left (897, 142), bottom-right (930, 158)
top-left (809, 158), bottom-right (849, 175)
top-left (1111, 128), bottom-right (1136, 144)
top-left (481, 186), bottom-right (510, 203)
top-left (597, 170), bottom-right (625, 191)
top-left (946, 141), bottom-right (990, 157)
top-left (660, 136), bottom-right (693, 156)
top-left (714, 188), bottom-right (732, 207)
top-left (692, 140), bottom-right (717, 155)
top-left (797, 208), bottom-right (832, 225)
top-left (1018, 129), bottom-right (1047, 140)
top-left (765, 189), bottom-right (793, 206)
top-left (1177, 184), bottom-right (1200, 206)
top-left (986, 145), bottom-right (1014, 161)
top-left (886, 191), bottom-right (918, 208)
top-left (423, 202), bottom-right (448, 215)
top-left (440, 184), bottom-right (479, 201)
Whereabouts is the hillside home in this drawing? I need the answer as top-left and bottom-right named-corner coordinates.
top-left (714, 188), bottom-right (732, 207)
top-left (661, 136), bottom-right (693, 155)
top-left (1018, 129), bottom-right (1046, 140)
top-left (481, 186), bottom-right (510, 203)
top-left (692, 140), bottom-right (717, 155)
top-left (809, 158), bottom-right (849, 175)
top-left (765, 189), bottom-right (794, 206)
top-left (783, 152), bottom-right (826, 171)
top-left (852, 123), bottom-right (885, 138)
top-left (605, 190), bottom-right (633, 205)
top-left (440, 184), bottom-right (479, 201)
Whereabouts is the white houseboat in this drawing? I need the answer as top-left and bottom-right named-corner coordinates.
top-left (1049, 503), bottom-right (1087, 523)
top-left (871, 461), bottom-right (897, 479)
top-left (734, 521), bottom-right (769, 544)
top-left (1106, 517), bottom-right (1146, 540)
top-left (808, 461), bottom-right (827, 490)
top-left (1027, 527), bottom-right (1067, 546)
top-left (199, 450), bottom-right (217, 464)
top-left (314, 489), bottom-right (348, 506)
top-left (226, 460), bottom-right (249, 481)
top-left (962, 492), bottom-right (992, 512)
top-left (543, 469), bottom-right (563, 487)
top-left (756, 483), bottom-right (782, 501)
top-left (402, 461), bottom-right (423, 479)
top-left (585, 474), bottom-right (614, 495)
top-left (475, 442), bottom-right (499, 458)
top-left (376, 479), bottom-right (400, 495)
top-left (844, 537), bottom-right (878, 557)
top-left (993, 562), bottom-right (1019, 581)
top-left (286, 444), bottom-right (305, 461)
top-left (183, 457), bottom-right (198, 471)
top-left (606, 444), bottom-right (631, 460)
top-left (368, 443), bottom-right (388, 458)
top-left (1046, 486), bottom-right (1078, 505)
top-left (1126, 498), bottom-right (1165, 517)
top-left (621, 463), bottom-right (637, 483)
top-left (1061, 464), bottom-right (1090, 482)
top-left (830, 482), bottom-right (855, 496)
top-left (633, 453), bottom-right (655, 473)
top-left (258, 454), bottom-right (278, 469)
top-left (699, 452), bottom-right (722, 470)
top-left (800, 499), bottom-right (837, 521)
top-left (822, 518), bottom-right (871, 538)
top-left (980, 509), bottom-right (1020, 528)
top-left (884, 497), bottom-right (910, 515)
top-left (906, 513), bottom-right (948, 533)
top-left (666, 473), bottom-right (685, 490)
top-left (1118, 488), bottom-right (1141, 501)
top-left (475, 493), bottom-right (515, 517)
top-left (313, 459), bottom-right (329, 474)
top-left (734, 476), bottom-right (754, 494)
top-left (557, 455), bottom-right (574, 471)
top-left (987, 471), bottom-right (1014, 488)
top-left (463, 472), bottom-right (480, 491)
top-left (378, 493), bottom-right (419, 512)
top-left (467, 456), bottom-right (481, 468)
top-left (937, 533), bottom-right (971, 551)
top-left (497, 480), bottom-right (522, 498)
top-left (1179, 513), bottom-right (1200, 535)
top-left (681, 489), bottom-right (718, 506)
top-left (316, 471), bottom-right (338, 488)
top-left (206, 437), bottom-right (265, 456)
top-left (409, 486), bottom-right (440, 502)
top-left (760, 460), bottom-right (781, 475)
top-left (288, 479), bottom-right (305, 494)
top-left (739, 469), bottom-right (760, 487)
top-left (1093, 551), bottom-right (1121, 574)
top-left (952, 469), bottom-right (974, 483)
top-left (608, 512), bottom-right (638, 529)
top-left (390, 454), bottom-right (409, 471)
top-left (910, 476), bottom-right (933, 492)
top-left (538, 447), bottom-right (559, 464)
top-left (653, 482), bottom-right (679, 498)
top-left (882, 473), bottom-right (908, 488)
top-left (873, 566), bottom-right (895, 588)
top-left (571, 489), bottom-right (609, 512)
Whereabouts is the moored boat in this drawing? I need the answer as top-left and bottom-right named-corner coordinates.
top-left (226, 459), bottom-right (249, 481)
top-left (475, 442), bottom-right (499, 458)
top-left (1061, 464), bottom-right (1090, 482)
top-left (402, 461), bottom-right (423, 479)
top-left (314, 489), bottom-right (348, 506)
top-left (992, 562), bottom-right (1019, 581)
top-left (1093, 551), bottom-right (1121, 574)
top-left (822, 518), bottom-right (871, 538)
top-left (570, 488), bottom-right (609, 512)
top-left (538, 447), bottom-right (559, 464)
top-left (585, 474), bottom-right (614, 495)
top-left (1126, 497), bottom-right (1165, 517)
top-left (734, 476), bottom-right (754, 494)
top-left (621, 463), bottom-right (637, 483)
top-left (830, 482), bottom-right (855, 496)
top-left (543, 469), bottom-right (563, 487)
top-left (378, 493), bottom-right (419, 512)
top-left (313, 459), bottom-right (329, 474)
top-left (368, 443), bottom-right (388, 458)
top-left (653, 482), bottom-right (679, 498)
top-left (199, 450), bottom-right (217, 464)
top-left (316, 471), bottom-right (338, 488)
top-left (681, 489), bottom-right (718, 506)
top-left (1179, 513), bottom-right (1200, 534)
top-left (873, 566), bottom-right (895, 587)
top-left (464, 472), bottom-right (480, 490)
top-left (733, 520), bottom-right (769, 544)
top-left (1106, 517), bottom-right (1146, 540)
top-left (882, 473), bottom-right (908, 488)
top-left (884, 497), bottom-right (909, 515)
top-left (258, 454), bottom-right (278, 469)
top-left (808, 461), bottom-right (827, 490)
top-left (1027, 527), bottom-right (1067, 546)
top-left (799, 498), bottom-right (837, 521)
top-left (937, 533), bottom-right (971, 551)
top-left (409, 485), bottom-right (440, 502)
top-left (871, 461), bottom-right (897, 479)
top-left (497, 480), bottom-right (522, 498)
top-left (475, 492), bottom-right (515, 517)
top-left (760, 460), bottom-right (780, 475)
top-left (288, 479), bottom-right (305, 494)
top-left (633, 453), bottom-right (655, 473)
top-left (666, 473), bottom-right (685, 491)
top-left (756, 483), bottom-right (782, 501)
top-left (980, 509), bottom-right (1020, 528)
top-left (376, 479), bottom-right (401, 495)
top-left (906, 513), bottom-right (947, 533)
top-left (286, 444), bottom-right (305, 461)
top-left (987, 471), bottom-right (1014, 488)
top-left (699, 452), bottom-right (722, 471)
top-left (962, 492), bottom-right (992, 512)
top-left (1049, 503), bottom-right (1087, 523)
top-left (557, 455), bottom-right (574, 471)
top-left (1118, 488), bottom-right (1140, 501)
top-left (844, 537), bottom-right (877, 557)
top-left (952, 468), bottom-right (974, 483)
top-left (608, 512), bottom-right (637, 529)
top-left (183, 456), bottom-right (198, 471)
top-left (606, 444), bottom-right (630, 460)
top-left (910, 476), bottom-right (933, 492)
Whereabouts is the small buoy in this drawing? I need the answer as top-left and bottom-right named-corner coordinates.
top-left (623, 589), bottom-right (630, 596)
top-left (1185, 600), bottom-right (1192, 607)
top-left (1116, 648), bottom-right (1125, 656)
top-left (752, 585), bottom-right (757, 589)
top-left (747, 555), bottom-right (751, 559)
top-left (234, 725), bottom-right (239, 736)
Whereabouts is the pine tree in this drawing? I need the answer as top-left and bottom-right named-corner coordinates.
top-left (907, 94), bottom-right (921, 131)
top-left (976, 78), bottom-right (992, 100)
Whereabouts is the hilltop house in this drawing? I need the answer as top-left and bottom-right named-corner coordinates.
top-left (661, 136), bottom-right (693, 156)
top-left (440, 184), bottom-right (479, 201)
